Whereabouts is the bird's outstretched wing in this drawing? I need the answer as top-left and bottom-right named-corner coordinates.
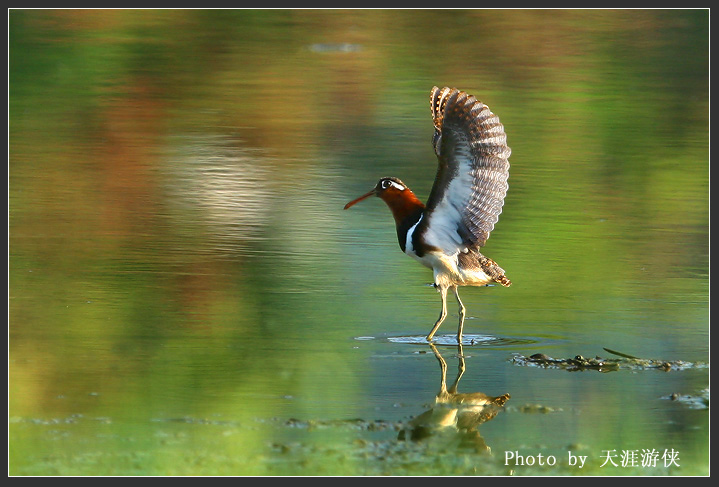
top-left (418, 86), bottom-right (511, 254)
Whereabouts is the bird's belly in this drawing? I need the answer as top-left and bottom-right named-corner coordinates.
top-left (405, 249), bottom-right (492, 288)
top-left (458, 267), bottom-right (494, 286)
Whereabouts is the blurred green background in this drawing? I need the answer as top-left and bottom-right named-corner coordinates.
top-left (9, 9), bottom-right (708, 475)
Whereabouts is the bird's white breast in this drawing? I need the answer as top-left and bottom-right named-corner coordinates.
top-left (404, 214), bottom-right (423, 257)
top-left (405, 220), bottom-right (459, 284)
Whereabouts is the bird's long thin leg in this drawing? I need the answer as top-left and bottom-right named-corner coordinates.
top-left (452, 286), bottom-right (466, 344)
top-left (426, 285), bottom-right (448, 342)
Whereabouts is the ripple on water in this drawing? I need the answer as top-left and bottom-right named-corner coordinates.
top-left (355, 334), bottom-right (538, 347)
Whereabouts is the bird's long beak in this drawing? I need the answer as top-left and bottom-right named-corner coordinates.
top-left (344, 189), bottom-right (376, 210)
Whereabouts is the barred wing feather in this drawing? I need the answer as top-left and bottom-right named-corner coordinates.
top-left (419, 86), bottom-right (511, 254)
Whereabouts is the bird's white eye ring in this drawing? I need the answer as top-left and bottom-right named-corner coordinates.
top-left (381, 179), bottom-right (403, 191)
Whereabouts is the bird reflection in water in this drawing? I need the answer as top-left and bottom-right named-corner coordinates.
top-left (398, 343), bottom-right (510, 454)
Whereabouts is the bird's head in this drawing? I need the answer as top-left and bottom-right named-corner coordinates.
top-left (344, 177), bottom-right (409, 210)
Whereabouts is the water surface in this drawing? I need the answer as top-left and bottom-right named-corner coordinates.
top-left (9, 9), bottom-right (708, 476)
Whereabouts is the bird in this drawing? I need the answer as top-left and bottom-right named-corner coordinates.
top-left (344, 86), bottom-right (511, 343)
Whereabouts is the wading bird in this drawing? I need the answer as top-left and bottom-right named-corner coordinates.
top-left (344, 87), bottom-right (511, 343)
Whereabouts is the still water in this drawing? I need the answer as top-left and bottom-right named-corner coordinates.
top-left (9, 10), bottom-right (708, 476)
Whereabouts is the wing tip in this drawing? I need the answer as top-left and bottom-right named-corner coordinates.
top-left (430, 86), bottom-right (497, 124)
top-left (430, 86), bottom-right (510, 158)
top-left (430, 86), bottom-right (456, 129)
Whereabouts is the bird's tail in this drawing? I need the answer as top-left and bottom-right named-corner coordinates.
top-left (478, 255), bottom-right (512, 287)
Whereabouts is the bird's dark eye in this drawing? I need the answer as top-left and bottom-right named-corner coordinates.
top-left (381, 180), bottom-right (391, 189)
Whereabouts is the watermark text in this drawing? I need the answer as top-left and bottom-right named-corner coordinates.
top-left (504, 449), bottom-right (679, 469)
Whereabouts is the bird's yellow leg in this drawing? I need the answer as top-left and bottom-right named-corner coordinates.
top-left (452, 286), bottom-right (466, 344)
top-left (426, 285), bottom-right (448, 342)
